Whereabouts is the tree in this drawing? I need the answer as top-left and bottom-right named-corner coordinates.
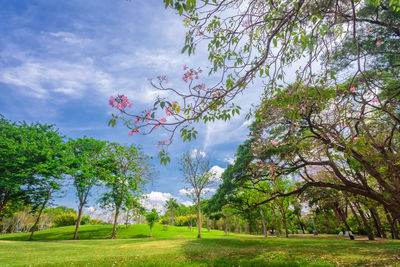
top-left (180, 150), bottom-right (217, 238)
top-left (25, 124), bottom-right (66, 241)
top-left (146, 208), bottom-right (159, 237)
top-left (66, 137), bottom-right (106, 240)
top-left (99, 143), bottom-right (154, 239)
top-left (164, 198), bottom-right (180, 225)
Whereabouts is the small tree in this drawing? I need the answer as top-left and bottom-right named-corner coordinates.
top-left (146, 209), bottom-right (159, 237)
top-left (99, 143), bottom-right (154, 239)
top-left (66, 137), bottom-right (106, 240)
top-left (180, 150), bottom-right (217, 238)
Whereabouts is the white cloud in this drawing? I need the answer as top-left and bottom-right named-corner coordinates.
top-left (181, 201), bottom-right (193, 207)
top-left (141, 191), bottom-right (173, 213)
top-left (147, 191), bottom-right (172, 203)
top-left (209, 165), bottom-right (225, 181)
top-left (224, 157), bottom-right (235, 165)
top-left (191, 148), bottom-right (206, 158)
top-left (179, 187), bottom-right (216, 196)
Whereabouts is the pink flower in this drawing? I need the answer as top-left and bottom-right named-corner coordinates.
top-left (172, 101), bottom-right (177, 106)
top-left (376, 40), bottom-right (384, 47)
top-left (342, 94), bottom-right (345, 97)
top-left (250, 131), bottom-right (254, 135)
top-left (183, 76), bottom-right (188, 82)
top-left (134, 118), bottom-right (140, 124)
top-left (377, 71), bottom-right (382, 76)
top-left (353, 137), bottom-right (359, 141)
top-left (301, 105), bottom-right (306, 111)
top-left (343, 123), bottom-right (347, 128)
top-left (165, 108), bottom-right (172, 116)
top-left (183, 65), bottom-right (188, 70)
top-left (201, 83), bottom-right (205, 89)
top-left (109, 96), bottom-right (115, 107)
top-left (275, 119), bottom-right (279, 123)
top-left (350, 87), bottom-right (356, 93)
top-left (272, 141), bottom-right (278, 147)
top-left (195, 74), bottom-right (199, 79)
top-left (129, 129), bottom-right (139, 135)
top-left (159, 118), bottom-right (167, 124)
top-left (156, 145), bottom-right (159, 149)
top-left (244, 20), bottom-right (249, 28)
top-left (164, 77), bottom-right (168, 83)
top-left (371, 97), bottom-right (379, 103)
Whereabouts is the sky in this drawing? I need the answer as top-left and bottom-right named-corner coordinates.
top-left (0, 0), bottom-right (261, 214)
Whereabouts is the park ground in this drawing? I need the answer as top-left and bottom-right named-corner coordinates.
top-left (1, 224), bottom-right (400, 266)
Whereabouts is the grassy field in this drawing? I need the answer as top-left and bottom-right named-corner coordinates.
top-left (1, 225), bottom-right (400, 266)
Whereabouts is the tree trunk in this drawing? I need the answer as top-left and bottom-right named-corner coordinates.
top-left (29, 193), bottom-right (50, 241)
top-left (370, 208), bottom-right (386, 238)
top-left (271, 208), bottom-right (280, 236)
top-left (355, 205), bottom-right (374, 240)
top-left (73, 204), bottom-right (84, 240)
top-left (149, 226), bottom-right (152, 237)
top-left (279, 203), bottom-right (288, 238)
top-left (334, 206), bottom-right (355, 240)
top-left (298, 214), bottom-right (306, 234)
top-left (384, 207), bottom-right (399, 239)
top-left (260, 209), bottom-right (267, 237)
top-left (110, 205), bottom-right (120, 239)
top-left (323, 212), bottom-right (332, 234)
top-left (349, 203), bottom-right (363, 232)
top-left (197, 199), bottom-right (201, 239)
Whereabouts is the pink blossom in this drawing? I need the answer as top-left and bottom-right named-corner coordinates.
top-left (275, 119), bottom-right (279, 123)
top-left (343, 123), bottom-right (347, 128)
top-left (134, 118), bottom-right (140, 124)
top-left (172, 101), bottom-right (177, 106)
top-left (301, 105), bottom-right (306, 111)
top-left (159, 118), bottom-right (167, 124)
top-left (272, 141), bottom-right (278, 147)
top-left (165, 108), bottom-right (173, 116)
top-left (244, 20), bottom-right (249, 28)
top-left (156, 145), bottom-right (159, 149)
top-left (129, 129), bottom-right (139, 135)
top-left (109, 96), bottom-right (115, 107)
top-left (201, 83), bottom-right (205, 89)
top-left (371, 97), bottom-right (379, 103)
top-left (184, 65), bottom-right (188, 70)
top-left (376, 40), bottom-right (384, 47)
top-left (342, 94), bottom-right (345, 97)
top-left (377, 71), bottom-right (382, 76)
top-left (164, 77), bottom-right (168, 83)
top-left (350, 87), bottom-right (356, 93)
top-left (195, 74), bottom-right (199, 79)
top-left (353, 136), bottom-right (359, 141)
top-left (250, 131), bottom-right (254, 135)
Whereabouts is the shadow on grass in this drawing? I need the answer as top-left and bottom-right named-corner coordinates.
top-left (180, 237), bottom-right (400, 267)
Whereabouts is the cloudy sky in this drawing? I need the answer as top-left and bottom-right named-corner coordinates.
top-left (0, 0), bottom-right (260, 213)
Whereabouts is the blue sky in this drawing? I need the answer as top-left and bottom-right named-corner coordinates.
top-left (0, 0), bottom-right (260, 214)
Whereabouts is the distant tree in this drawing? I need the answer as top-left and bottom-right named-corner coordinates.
top-left (66, 137), bottom-right (106, 240)
top-left (164, 198), bottom-right (179, 224)
top-left (180, 150), bottom-right (217, 238)
top-left (145, 208), bottom-right (159, 237)
top-left (99, 143), bottom-right (154, 239)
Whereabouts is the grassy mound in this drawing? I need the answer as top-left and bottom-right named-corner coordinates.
top-left (0, 224), bottom-right (248, 241)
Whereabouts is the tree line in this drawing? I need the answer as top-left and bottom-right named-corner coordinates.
top-left (0, 115), bottom-right (154, 240)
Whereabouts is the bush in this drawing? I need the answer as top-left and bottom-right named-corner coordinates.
top-left (54, 212), bottom-right (77, 227)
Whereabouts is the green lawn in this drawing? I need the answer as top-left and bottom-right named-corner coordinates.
top-left (0, 224), bottom-right (249, 241)
top-left (1, 225), bottom-right (399, 266)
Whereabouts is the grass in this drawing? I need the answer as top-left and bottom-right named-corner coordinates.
top-left (1, 225), bottom-right (399, 266)
top-left (0, 224), bottom-right (249, 241)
